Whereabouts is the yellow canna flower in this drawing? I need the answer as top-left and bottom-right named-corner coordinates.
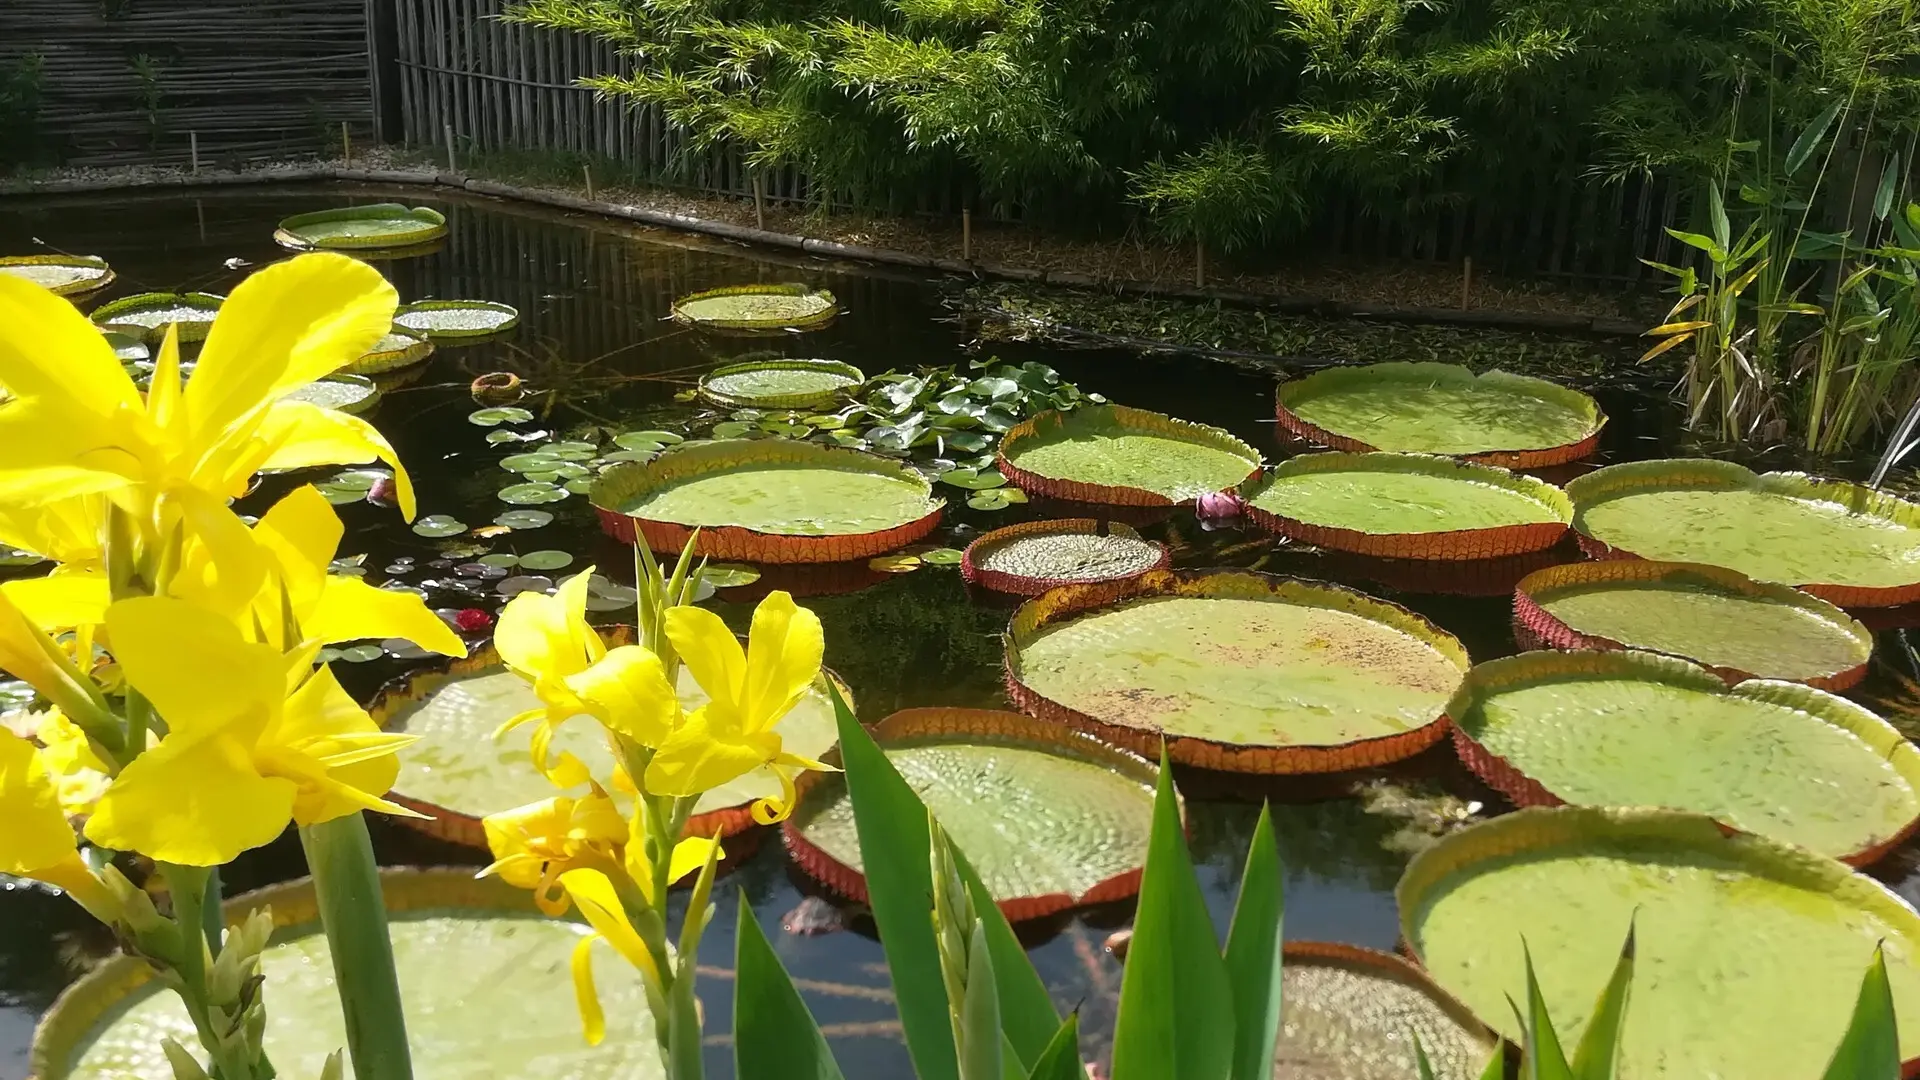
top-left (82, 596), bottom-right (422, 866)
top-left (0, 727), bottom-right (118, 921)
top-left (557, 843), bottom-right (718, 1047)
top-left (644, 592), bottom-right (830, 823)
top-left (479, 790), bottom-right (629, 915)
top-left (35, 709), bottom-right (113, 814)
top-left (0, 578), bottom-right (115, 737)
top-left (0, 252), bottom-right (417, 524)
top-left (0, 494), bottom-right (108, 571)
top-left (493, 568), bottom-right (680, 780)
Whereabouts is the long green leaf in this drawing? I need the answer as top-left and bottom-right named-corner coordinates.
top-left (961, 922), bottom-right (1003, 1080)
top-left (1875, 156), bottom-right (1902, 223)
top-left (1571, 922), bottom-right (1635, 1080)
top-left (1479, 1045), bottom-right (1510, 1080)
top-left (1222, 803), bottom-right (1284, 1080)
top-left (733, 891), bottom-right (847, 1080)
top-left (1025, 1016), bottom-right (1084, 1080)
top-left (1709, 185), bottom-right (1730, 252)
top-left (952, 845), bottom-right (1073, 1072)
top-left (1519, 942), bottom-right (1574, 1080)
top-left (1110, 752), bottom-right (1234, 1080)
top-left (1788, 101), bottom-right (1845, 176)
top-left (1821, 945), bottom-right (1900, 1080)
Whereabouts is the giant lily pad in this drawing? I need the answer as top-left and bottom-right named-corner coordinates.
top-left (960, 518), bottom-right (1168, 596)
top-left (1398, 806), bottom-right (1920, 1078)
top-left (89, 292), bottom-right (223, 345)
top-left (346, 326), bottom-right (435, 375)
top-left (1006, 569), bottom-right (1469, 773)
top-left (394, 300), bottom-right (520, 341)
top-left (273, 203), bottom-right (449, 251)
top-left (1567, 459), bottom-right (1920, 607)
top-left (672, 284), bottom-right (838, 332)
top-left (1274, 942), bottom-right (1497, 1080)
top-left (32, 870), bottom-right (662, 1080)
top-left (1514, 560), bottom-right (1873, 689)
top-left (369, 633), bottom-right (846, 844)
top-left (280, 374), bottom-right (382, 416)
top-left (697, 358), bottom-right (865, 409)
top-left (1243, 452), bottom-right (1571, 560)
top-left (1274, 362), bottom-right (1605, 468)
top-left (591, 439), bottom-right (944, 564)
top-left (0, 254), bottom-right (115, 297)
top-left (997, 405), bottom-right (1262, 506)
top-left (784, 707), bottom-right (1157, 922)
top-left (1447, 650), bottom-right (1920, 863)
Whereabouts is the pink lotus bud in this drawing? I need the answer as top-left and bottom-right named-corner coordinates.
top-left (366, 476), bottom-right (398, 507)
top-left (452, 608), bottom-right (494, 632)
top-left (1194, 489), bottom-right (1244, 528)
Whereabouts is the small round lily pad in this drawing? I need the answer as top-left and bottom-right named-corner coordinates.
top-left (0, 254), bottom-right (115, 297)
top-left (517, 550), bottom-right (575, 571)
top-left (395, 300), bottom-right (520, 341)
top-left (499, 483), bottom-right (569, 505)
top-left (411, 515), bottom-right (467, 538)
top-left (89, 292), bottom-right (224, 345)
top-left (697, 359), bottom-right (865, 409)
top-left (671, 284), bottom-right (838, 333)
top-left (998, 405), bottom-right (1261, 505)
top-left (961, 519), bottom-right (1167, 596)
top-left (470, 406), bottom-right (535, 427)
top-left (347, 327), bottom-right (435, 376)
top-left (274, 204), bottom-right (449, 251)
top-left (493, 509), bottom-right (554, 530)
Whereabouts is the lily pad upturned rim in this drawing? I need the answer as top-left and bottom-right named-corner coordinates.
top-left (393, 299), bottom-right (522, 341)
top-left (88, 291), bottom-right (225, 345)
top-left (346, 325), bottom-right (437, 375)
top-left (1273, 361), bottom-right (1607, 468)
top-left (1444, 649), bottom-right (1920, 866)
top-left (1278, 940), bottom-right (1499, 1073)
top-left (959, 518), bottom-right (1169, 596)
top-left (272, 203), bottom-right (449, 251)
top-left (1004, 568), bottom-right (1470, 774)
top-left (590, 439), bottom-right (945, 564)
top-left (1396, 805), bottom-right (1920, 1076)
top-left (780, 706), bottom-right (1161, 923)
top-left (1242, 452), bottom-right (1573, 561)
top-left (1566, 458), bottom-right (1920, 607)
top-left (696, 358), bottom-right (866, 409)
top-left (0, 254), bottom-right (116, 298)
top-left (30, 868), bottom-right (534, 1080)
top-left (1513, 559), bottom-right (1873, 690)
top-left (670, 283), bottom-right (839, 332)
top-left (996, 404), bottom-right (1263, 507)
top-left (365, 629), bottom-right (853, 846)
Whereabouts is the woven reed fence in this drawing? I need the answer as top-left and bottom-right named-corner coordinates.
top-left (0, 0), bottom-right (373, 169)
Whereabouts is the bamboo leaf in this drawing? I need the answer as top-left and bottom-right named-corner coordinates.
top-left (1222, 803), bottom-right (1284, 1080)
top-left (1875, 156), bottom-right (1902, 223)
top-left (1110, 751), bottom-right (1235, 1080)
top-left (734, 891), bottom-right (847, 1080)
top-left (1709, 185), bottom-right (1731, 252)
top-left (1822, 945), bottom-right (1900, 1080)
top-left (1664, 228), bottom-right (1724, 260)
top-left (1024, 1015), bottom-right (1084, 1080)
top-left (1788, 101), bottom-right (1845, 176)
top-left (1571, 922), bottom-right (1635, 1080)
top-left (1644, 320), bottom-right (1714, 336)
top-left (1638, 332), bottom-right (1698, 364)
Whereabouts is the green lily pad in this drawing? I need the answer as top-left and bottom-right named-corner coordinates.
top-left (1399, 806), bottom-right (1920, 1079)
top-left (518, 550), bottom-right (575, 571)
top-left (411, 515), bottom-right (467, 538)
top-left (1450, 650), bottom-right (1920, 860)
top-left (485, 430), bottom-right (523, 445)
top-left (1008, 569), bottom-right (1468, 773)
top-left (39, 871), bottom-right (662, 1080)
top-left (697, 359), bottom-right (865, 410)
top-left (273, 203), bottom-right (449, 251)
top-left (499, 483), bottom-right (569, 505)
top-left (671, 284), bottom-right (838, 332)
top-left (918, 547), bottom-right (964, 566)
top-left (601, 449), bottom-right (659, 465)
top-left (395, 300), bottom-right (520, 341)
top-left (967, 488), bottom-right (1028, 511)
top-left (280, 374), bottom-right (381, 416)
top-left (500, 452), bottom-right (562, 473)
top-left (999, 405), bottom-right (1261, 502)
top-left (1274, 362), bottom-right (1605, 466)
top-left (709, 421), bottom-right (755, 440)
top-left (89, 292), bottom-right (224, 345)
top-left (1567, 459), bottom-right (1920, 606)
top-left (347, 327), bottom-right (435, 376)
top-left (338, 643), bottom-right (386, 663)
top-left (476, 553), bottom-right (520, 569)
top-left (939, 468), bottom-right (1007, 490)
top-left (547, 441), bottom-right (599, 460)
top-left (0, 254), bottom-right (115, 297)
top-left (494, 509), bottom-right (554, 530)
top-left (1515, 560), bottom-right (1873, 686)
top-left (702, 564), bottom-right (763, 588)
top-left (617, 430), bottom-right (683, 449)
top-left (469, 406), bottom-right (535, 427)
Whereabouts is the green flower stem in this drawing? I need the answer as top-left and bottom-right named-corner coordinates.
top-left (299, 813), bottom-right (413, 1080)
top-left (162, 864), bottom-right (256, 1080)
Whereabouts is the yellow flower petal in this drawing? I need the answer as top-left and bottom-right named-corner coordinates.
top-left (253, 485), bottom-right (342, 617)
top-left (184, 253), bottom-right (396, 443)
top-left (104, 596), bottom-right (280, 736)
top-left (0, 270), bottom-right (138, 414)
top-left (246, 401), bottom-right (417, 520)
top-left (272, 665), bottom-right (404, 824)
top-left (558, 868), bottom-right (658, 979)
top-left (742, 591), bottom-right (823, 729)
top-left (165, 485), bottom-right (271, 624)
top-left (147, 325), bottom-right (184, 429)
top-left (0, 573), bottom-right (111, 631)
top-left (0, 585), bottom-right (78, 701)
top-left (306, 576), bottom-right (467, 657)
top-left (0, 728), bottom-right (80, 875)
top-left (664, 605), bottom-right (746, 719)
top-left (642, 707), bottom-right (776, 798)
top-left (564, 645), bottom-right (679, 748)
top-left (570, 934), bottom-right (609, 1047)
top-left (0, 496), bottom-right (108, 569)
top-left (667, 835), bottom-right (722, 885)
top-left (84, 726), bottom-right (296, 865)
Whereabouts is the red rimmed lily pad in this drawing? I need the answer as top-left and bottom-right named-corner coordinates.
top-left (366, 631), bottom-right (848, 845)
top-left (783, 707), bottom-right (1158, 923)
top-left (1274, 361), bottom-right (1605, 468)
top-left (1242, 452), bottom-right (1571, 560)
top-left (1446, 649), bottom-right (1920, 864)
top-left (1567, 458), bottom-right (1920, 607)
top-left (960, 518), bottom-right (1168, 597)
top-left (1399, 806), bottom-right (1920, 1078)
top-left (590, 439), bottom-right (944, 564)
top-left (1004, 569), bottom-right (1470, 774)
top-left (1275, 941), bottom-right (1498, 1079)
top-left (997, 404), bottom-right (1262, 506)
top-left (1514, 560), bottom-right (1873, 690)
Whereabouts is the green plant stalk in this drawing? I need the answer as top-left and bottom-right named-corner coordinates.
top-left (162, 863), bottom-right (260, 1080)
top-left (299, 813), bottom-right (414, 1080)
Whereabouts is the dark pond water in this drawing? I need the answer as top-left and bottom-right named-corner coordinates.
top-left (4, 187), bottom-right (1920, 1079)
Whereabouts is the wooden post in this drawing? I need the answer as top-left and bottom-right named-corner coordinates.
top-left (1461, 256), bottom-right (1473, 310)
top-left (583, 163), bottom-right (595, 201)
top-left (962, 208), bottom-right (972, 262)
top-left (1194, 242), bottom-right (1205, 288)
top-left (342, 121), bottom-right (352, 164)
top-left (190, 131), bottom-right (199, 174)
top-left (443, 122), bottom-right (457, 173)
top-left (751, 172), bottom-right (766, 230)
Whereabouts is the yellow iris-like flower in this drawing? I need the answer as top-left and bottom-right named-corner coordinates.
top-left (82, 596), bottom-right (421, 866)
top-left (493, 568), bottom-right (680, 781)
top-left (0, 728), bottom-right (117, 921)
top-left (35, 710), bottom-right (113, 814)
top-left (644, 592), bottom-right (829, 823)
top-left (0, 253), bottom-right (417, 530)
top-left (479, 790), bottom-right (629, 915)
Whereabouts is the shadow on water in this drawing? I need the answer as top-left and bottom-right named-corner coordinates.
top-left (7, 186), bottom-right (1920, 1078)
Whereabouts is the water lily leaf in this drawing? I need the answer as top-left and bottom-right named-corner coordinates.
top-left (498, 575), bottom-right (554, 597)
top-left (967, 489), bottom-right (1028, 511)
top-left (493, 511), bottom-right (553, 531)
top-left (497, 483), bottom-right (569, 505)
top-left (761, 420), bottom-right (812, 438)
top-left (617, 430), bottom-right (683, 448)
top-left (469, 406), bottom-right (534, 427)
top-left (918, 548), bottom-right (964, 566)
top-left (712, 421), bottom-right (756, 439)
top-left (499, 453), bottom-right (562, 473)
top-left (940, 468), bottom-right (1007, 491)
top-left (327, 469), bottom-right (389, 493)
top-left (547, 441), bottom-right (599, 461)
top-left (869, 554), bottom-right (922, 573)
top-left (942, 431), bottom-right (991, 453)
top-left (518, 551), bottom-right (575, 571)
top-left (564, 478), bottom-right (594, 495)
top-left (802, 415), bottom-right (845, 430)
top-left (601, 449), bottom-right (660, 465)
top-left (485, 430), bottom-right (522, 445)
top-left (703, 564), bottom-right (764, 588)
top-left (476, 554), bottom-right (520, 569)
top-left (338, 644), bottom-right (386, 663)
top-left (411, 516), bottom-right (468, 539)
top-left (968, 376), bottom-right (1021, 400)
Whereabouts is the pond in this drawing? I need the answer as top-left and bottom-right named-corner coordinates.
top-left (5, 186), bottom-right (1920, 1079)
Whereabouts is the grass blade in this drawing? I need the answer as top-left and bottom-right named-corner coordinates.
top-left (733, 891), bottom-right (847, 1080)
top-left (1821, 944), bottom-right (1900, 1080)
top-left (1222, 803), bottom-right (1284, 1080)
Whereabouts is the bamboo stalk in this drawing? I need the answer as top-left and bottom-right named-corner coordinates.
top-left (963, 208), bottom-right (972, 261)
top-left (190, 131), bottom-right (199, 174)
top-left (444, 121), bottom-right (457, 172)
top-left (1461, 256), bottom-right (1473, 309)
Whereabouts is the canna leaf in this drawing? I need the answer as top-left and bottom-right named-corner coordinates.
top-left (1222, 803), bottom-right (1284, 1080)
top-left (1788, 101), bottom-right (1845, 177)
top-left (1110, 751), bottom-right (1234, 1080)
top-left (1820, 944), bottom-right (1901, 1080)
top-left (1518, 940), bottom-right (1575, 1080)
top-left (1024, 1015), bottom-right (1084, 1080)
top-left (1479, 1045), bottom-right (1509, 1080)
top-left (733, 891), bottom-right (847, 1080)
top-left (1571, 922), bottom-right (1635, 1080)
top-left (954, 843), bottom-right (1075, 1073)
top-left (959, 922), bottom-right (1003, 1080)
